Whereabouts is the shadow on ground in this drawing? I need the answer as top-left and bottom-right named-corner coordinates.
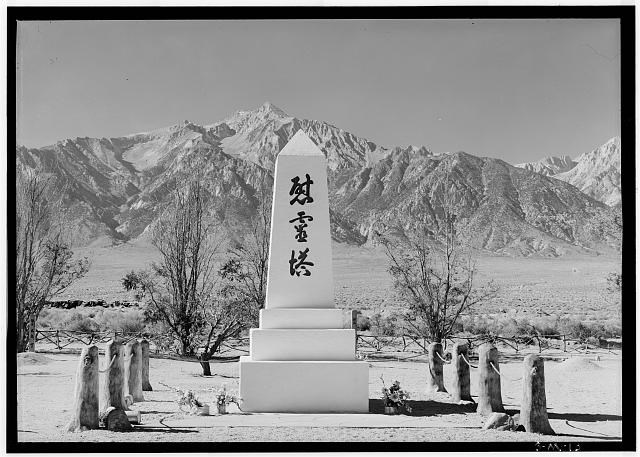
top-left (369, 399), bottom-right (476, 417)
top-left (505, 408), bottom-right (622, 423)
top-left (127, 426), bottom-right (198, 434)
top-left (548, 412), bottom-right (622, 422)
top-left (192, 373), bottom-right (238, 379)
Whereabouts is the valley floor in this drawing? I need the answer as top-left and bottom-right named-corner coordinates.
top-left (59, 241), bottom-right (622, 322)
top-left (16, 349), bottom-right (622, 444)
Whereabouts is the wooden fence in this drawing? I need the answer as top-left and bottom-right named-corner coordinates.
top-left (356, 332), bottom-right (620, 359)
top-left (34, 329), bottom-right (250, 356)
top-left (35, 329), bottom-right (617, 359)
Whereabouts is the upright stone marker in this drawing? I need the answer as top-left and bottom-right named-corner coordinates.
top-left (426, 342), bottom-right (447, 393)
top-left (65, 345), bottom-right (99, 432)
top-left (450, 342), bottom-right (472, 402)
top-left (140, 339), bottom-right (153, 391)
top-left (476, 343), bottom-right (505, 416)
top-left (99, 340), bottom-right (127, 413)
top-left (519, 354), bottom-right (554, 434)
top-left (239, 130), bottom-right (369, 413)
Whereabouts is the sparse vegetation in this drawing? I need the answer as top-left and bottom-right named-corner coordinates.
top-left (376, 167), bottom-right (498, 344)
top-left (355, 314), bottom-right (371, 332)
top-left (15, 168), bottom-right (89, 352)
top-left (368, 312), bottom-right (404, 336)
top-left (459, 314), bottom-right (621, 341)
top-left (122, 177), bottom-right (226, 357)
top-left (218, 185), bottom-right (271, 313)
top-left (121, 176), bottom-right (267, 374)
top-left (192, 187), bottom-right (271, 374)
top-left (38, 306), bottom-right (146, 334)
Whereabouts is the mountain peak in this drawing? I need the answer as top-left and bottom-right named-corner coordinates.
top-left (278, 130), bottom-right (323, 157)
top-left (515, 155), bottom-right (577, 177)
top-left (258, 101), bottom-right (288, 117)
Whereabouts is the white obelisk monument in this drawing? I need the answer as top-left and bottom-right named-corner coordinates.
top-left (239, 130), bottom-right (369, 413)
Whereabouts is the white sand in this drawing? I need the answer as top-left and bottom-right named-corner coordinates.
top-left (16, 349), bottom-right (622, 442)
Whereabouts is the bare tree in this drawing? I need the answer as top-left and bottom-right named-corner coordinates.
top-left (376, 163), bottom-right (497, 344)
top-left (195, 261), bottom-right (261, 375)
top-left (193, 186), bottom-right (272, 374)
top-left (123, 177), bottom-right (267, 375)
top-left (15, 168), bottom-right (89, 352)
top-left (220, 185), bottom-right (272, 310)
top-left (123, 178), bottom-right (224, 356)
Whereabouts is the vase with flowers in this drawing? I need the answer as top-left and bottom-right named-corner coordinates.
top-left (214, 385), bottom-right (241, 415)
top-left (175, 388), bottom-right (209, 416)
top-left (381, 376), bottom-right (412, 415)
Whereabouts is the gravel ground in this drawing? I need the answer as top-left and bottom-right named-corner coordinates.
top-left (16, 350), bottom-right (622, 443)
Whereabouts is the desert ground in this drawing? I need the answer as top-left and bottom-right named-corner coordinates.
top-left (58, 240), bottom-right (621, 321)
top-left (17, 348), bottom-right (621, 443)
top-left (16, 240), bottom-right (623, 443)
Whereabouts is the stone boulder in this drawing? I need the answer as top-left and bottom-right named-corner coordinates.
top-left (99, 407), bottom-right (132, 432)
top-left (482, 412), bottom-right (516, 431)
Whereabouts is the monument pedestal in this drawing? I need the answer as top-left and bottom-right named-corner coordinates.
top-left (250, 328), bottom-right (356, 361)
top-left (239, 130), bottom-right (368, 413)
top-left (260, 308), bottom-right (345, 329)
top-left (239, 356), bottom-right (369, 413)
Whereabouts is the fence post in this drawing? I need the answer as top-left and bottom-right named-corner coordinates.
top-left (28, 315), bottom-right (37, 352)
top-left (350, 310), bottom-right (358, 354)
top-left (519, 354), bottom-right (554, 435)
top-left (426, 342), bottom-right (447, 393)
top-left (56, 330), bottom-right (61, 350)
top-left (124, 340), bottom-right (144, 403)
top-left (450, 342), bottom-right (472, 402)
top-left (139, 339), bottom-right (153, 391)
top-left (476, 343), bottom-right (504, 416)
top-left (66, 345), bottom-right (99, 432)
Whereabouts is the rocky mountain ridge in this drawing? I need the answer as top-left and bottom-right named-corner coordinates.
top-left (515, 155), bottom-right (577, 177)
top-left (16, 102), bottom-right (621, 256)
top-left (515, 136), bottom-right (621, 206)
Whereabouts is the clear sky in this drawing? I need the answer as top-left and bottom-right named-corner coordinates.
top-left (16, 19), bottom-right (620, 164)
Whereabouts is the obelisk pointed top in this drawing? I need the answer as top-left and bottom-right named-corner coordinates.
top-left (278, 130), bottom-right (324, 156)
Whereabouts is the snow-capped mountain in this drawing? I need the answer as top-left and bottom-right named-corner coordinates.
top-left (214, 101), bottom-right (388, 172)
top-left (515, 155), bottom-right (577, 177)
top-left (515, 137), bottom-right (621, 207)
top-left (15, 103), bottom-right (621, 255)
top-left (554, 137), bottom-right (621, 207)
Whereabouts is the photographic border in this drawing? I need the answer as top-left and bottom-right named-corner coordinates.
top-left (6, 5), bottom-right (635, 453)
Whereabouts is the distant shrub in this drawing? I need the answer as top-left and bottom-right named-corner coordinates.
top-left (603, 320), bottom-right (621, 337)
top-left (356, 314), bottom-right (371, 332)
top-left (60, 313), bottom-right (100, 333)
top-left (38, 306), bottom-right (147, 334)
top-left (38, 308), bottom-right (94, 330)
top-left (144, 320), bottom-right (175, 352)
top-left (94, 308), bottom-right (146, 333)
top-left (496, 318), bottom-right (520, 337)
top-left (449, 311), bottom-right (621, 346)
top-left (369, 313), bottom-right (402, 336)
top-left (460, 315), bottom-right (494, 335)
top-left (449, 320), bottom-right (464, 334)
top-left (37, 308), bottom-right (55, 329)
top-left (530, 317), bottom-right (561, 336)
